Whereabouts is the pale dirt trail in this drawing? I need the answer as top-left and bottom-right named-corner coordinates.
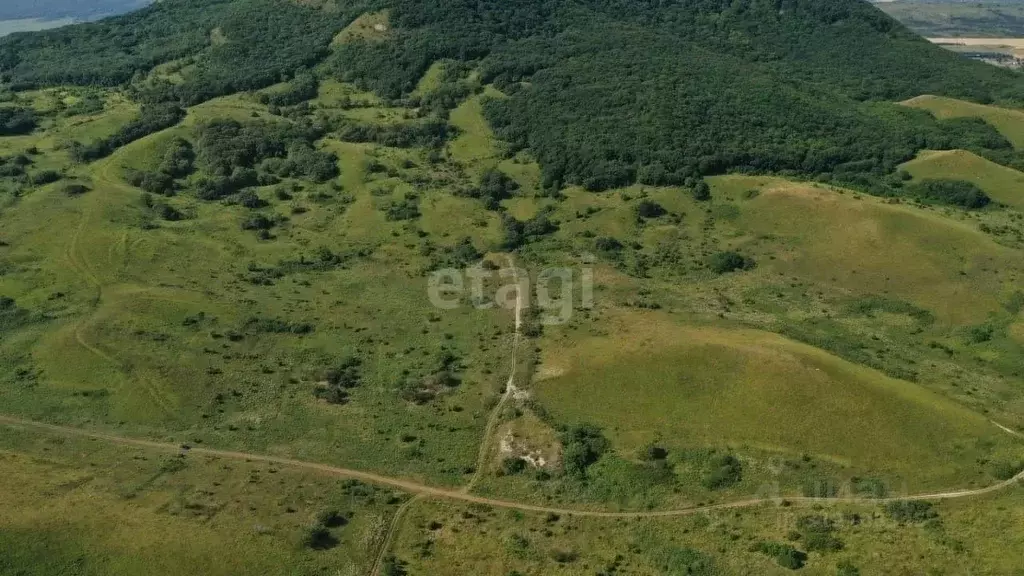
top-left (367, 494), bottom-right (422, 576)
top-left (63, 156), bottom-right (178, 417)
top-left (1, 414), bottom-right (1023, 519)
top-left (993, 420), bottom-right (1024, 439)
top-left (369, 258), bottom-right (524, 574)
top-left (463, 257), bottom-right (523, 493)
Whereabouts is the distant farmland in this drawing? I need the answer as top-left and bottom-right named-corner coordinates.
top-left (0, 17), bottom-right (74, 37)
top-left (929, 37), bottom-right (1024, 49)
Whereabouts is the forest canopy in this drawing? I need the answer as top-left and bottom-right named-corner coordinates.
top-left (330, 0), bottom-right (1024, 190)
top-left (4, 0), bottom-right (1024, 191)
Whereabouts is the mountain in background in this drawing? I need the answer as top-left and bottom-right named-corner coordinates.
top-left (1, 1), bottom-right (1024, 573)
top-left (3, 0), bottom-right (1023, 196)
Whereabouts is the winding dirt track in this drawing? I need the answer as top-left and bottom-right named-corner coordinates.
top-left (463, 257), bottom-right (524, 494)
top-left (371, 257), bottom-right (522, 575)
top-left (15, 163), bottom-right (1024, 521)
top-left (1, 413), bottom-right (1022, 519)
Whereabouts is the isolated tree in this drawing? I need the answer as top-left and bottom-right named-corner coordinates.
top-left (692, 181), bottom-right (711, 201)
top-left (636, 200), bottom-right (666, 219)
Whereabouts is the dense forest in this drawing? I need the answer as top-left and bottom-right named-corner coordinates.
top-left (332, 0), bottom-right (1024, 190)
top-left (4, 0), bottom-right (1024, 191)
top-left (0, 0), bottom-right (375, 99)
top-left (0, 0), bottom-right (233, 88)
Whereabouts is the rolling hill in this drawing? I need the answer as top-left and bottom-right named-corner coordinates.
top-left (0, 0), bottom-right (1023, 574)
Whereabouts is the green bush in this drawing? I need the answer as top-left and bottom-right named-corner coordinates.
top-left (324, 356), bottom-right (362, 389)
top-left (836, 562), bottom-right (860, 576)
top-left (884, 500), bottom-right (938, 523)
top-left (702, 454), bottom-right (742, 490)
top-left (659, 547), bottom-right (716, 576)
top-left (0, 107), bottom-right (36, 136)
top-left (382, 556), bottom-right (408, 576)
top-left (385, 194), bottom-right (421, 221)
top-left (908, 179), bottom-right (991, 209)
top-left (302, 525), bottom-right (338, 550)
top-left (693, 181), bottom-right (712, 201)
top-left (707, 251), bottom-right (755, 274)
top-left (28, 170), bottom-right (61, 186)
top-left (594, 237), bottom-right (623, 252)
top-left (636, 199), bottom-right (666, 219)
top-left (335, 119), bottom-right (450, 149)
top-left (237, 190), bottom-right (265, 209)
top-left (967, 324), bottom-right (995, 344)
top-left (501, 457), bottom-right (528, 475)
top-left (851, 476), bottom-right (888, 498)
top-left (241, 214), bottom-right (275, 231)
top-left (989, 460), bottom-right (1024, 481)
top-left (126, 169), bottom-right (175, 196)
top-left (159, 137), bottom-right (195, 178)
top-left (0, 296), bottom-right (31, 332)
top-left (463, 167), bottom-right (519, 210)
top-left (61, 183), bottom-right (90, 196)
top-left (502, 212), bottom-right (558, 250)
top-left (561, 424), bottom-right (608, 478)
top-left (153, 202), bottom-right (184, 221)
top-left (751, 542), bottom-right (807, 570)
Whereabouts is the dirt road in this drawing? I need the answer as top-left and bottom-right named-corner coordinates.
top-left (2, 414), bottom-right (1022, 519)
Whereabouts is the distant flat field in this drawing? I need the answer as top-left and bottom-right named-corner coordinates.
top-left (0, 17), bottom-right (74, 37)
top-left (929, 37), bottom-right (1024, 48)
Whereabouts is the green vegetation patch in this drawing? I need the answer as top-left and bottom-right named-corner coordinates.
top-left (534, 317), bottom-right (1024, 492)
top-left (907, 178), bottom-right (991, 209)
top-left (329, 0), bottom-right (1024, 193)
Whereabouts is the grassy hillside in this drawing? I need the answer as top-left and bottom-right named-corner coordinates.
top-left (0, 88), bottom-right (519, 487)
top-left (900, 149), bottom-right (1024, 209)
top-left (903, 94), bottom-right (1024, 148)
top-left (724, 178), bottom-right (1024, 324)
top-left (534, 314), bottom-right (1019, 492)
top-left (387, 481), bottom-right (1024, 569)
top-left (1, 77), bottom-right (1023, 570)
top-left (1, 0), bottom-right (1024, 573)
top-left (388, 484), bottom-right (1024, 575)
top-left (0, 424), bottom-right (401, 576)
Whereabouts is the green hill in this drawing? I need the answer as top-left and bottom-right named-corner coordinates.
top-left (4, 0), bottom-right (1024, 190)
top-left (2, 0), bottom-right (1024, 574)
